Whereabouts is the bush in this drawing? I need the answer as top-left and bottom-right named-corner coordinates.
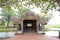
top-left (0, 26), bottom-right (6, 28)
top-left (45, 27), bottom-right (49, 31)
top-left (0, 28), bottom-right (15, 32)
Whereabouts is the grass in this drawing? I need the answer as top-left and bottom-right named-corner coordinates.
top-left (45, 24), bottom-right (60, 28)
top-left (45, 24), bottom-right (60, 31)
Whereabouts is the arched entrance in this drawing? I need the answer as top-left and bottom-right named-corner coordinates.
top-left (23, 20), bottom-right (37, 33)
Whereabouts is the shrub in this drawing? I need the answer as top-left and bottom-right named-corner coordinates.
top-left (0, 28), bottom-right (15, 32)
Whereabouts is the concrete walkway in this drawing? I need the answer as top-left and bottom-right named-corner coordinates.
top-left (45, 31), bottom-right (59, 37)
top-left (7, 34), bottom-right (60, 40)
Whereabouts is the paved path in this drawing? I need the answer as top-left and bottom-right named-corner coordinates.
top-left (7, 34), bottom-right (60, 40)
top-left (45, 31), bottom-right (59, 37)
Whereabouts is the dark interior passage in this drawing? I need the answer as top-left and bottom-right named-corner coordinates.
top-left (23, 20), bottom-right (37, 33)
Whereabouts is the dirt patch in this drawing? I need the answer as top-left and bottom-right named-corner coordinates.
top-left (0, 38), bottom-right (10, 40)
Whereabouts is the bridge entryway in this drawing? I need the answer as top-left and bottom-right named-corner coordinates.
top-left (23, 20), bottom-right (37, 34)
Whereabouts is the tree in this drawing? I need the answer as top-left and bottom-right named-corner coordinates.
top-left (1, 5), bottom-right (30, 28)
top-left (0, 0), bottom-right (58, 13)
top-left (1, 5), bottom-right (15, 28)
top-left (17, 7), bottom-right (30, 17)
top-left (39, 13), bottom-right (53, 19)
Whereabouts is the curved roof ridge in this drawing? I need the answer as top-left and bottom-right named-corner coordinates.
top-left (22, 11), bottom-right (39, 17)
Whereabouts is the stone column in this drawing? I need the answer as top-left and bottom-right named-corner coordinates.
top-left (21, 22), bottom-right (23, 34)
top-left (41, 24), bottom-right (45, 34)
top-left (37, 22), bottom-right (38, 33)
top-left (37, 23), bottom-right (42, 34)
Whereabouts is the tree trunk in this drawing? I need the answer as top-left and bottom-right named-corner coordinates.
top-left (7, 21), bottom-right (9, 28)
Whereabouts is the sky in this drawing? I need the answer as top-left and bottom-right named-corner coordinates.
top-left (31, 8), bottom-right (41, 14)
top-left (30, 8), bottom-right (60, 25)
top-left (47, 10), bottom-right (60, 25)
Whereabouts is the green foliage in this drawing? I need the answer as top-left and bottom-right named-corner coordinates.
top-left (0, 5), bottom-right (30, 28)
top-left (0, 0), bottom-right (58, 12)
top-left (0, 25), bottom-right (6, 28)
top-left (0, 21), bottom-right (3, 26)
top-left (27, 0), bottom-right (57, 12)
top-left (1, 19), bottom-right (5, 25)
top-left (16, 7), bottom-right (30, 17)
top-left (45, 24), bottom-right (60, 31)
top-left (39, 13), bottom-right (53, 20)
top-left (0, 19), bottom-right (5, 26)
top-left (19, 8), bottom-right (30, 14)
top-left (39, 13), bottom-right (46, 18)
top-left (0, 28), bottom-right (15, 32)
top-left (1, 5), bottom-right (15, 28)
top-left (45, 27), bottom-right (49, 31)
top-left (45, 24), bottom-right (60, 28)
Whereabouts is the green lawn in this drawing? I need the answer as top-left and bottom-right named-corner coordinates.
top-left (45, 24), bottom-right (60, 31)
top-left (45, 24), bottom-right (60, 28)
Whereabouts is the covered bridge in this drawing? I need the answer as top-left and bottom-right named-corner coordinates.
top-left (12, 11), bottom-right (48, 34)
